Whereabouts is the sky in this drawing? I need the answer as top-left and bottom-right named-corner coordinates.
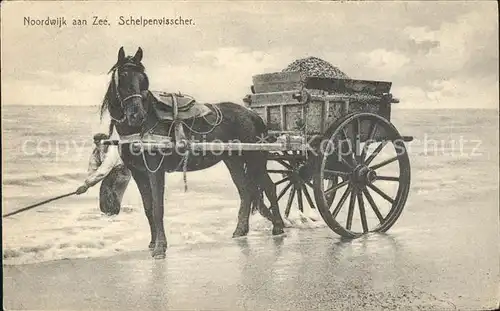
top-left (1, 1), bottom-right (498, 110)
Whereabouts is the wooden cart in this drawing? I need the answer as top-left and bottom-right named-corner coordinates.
top-left (105, 69), bottom-right (413, 239)
top-left (243, 71), bottom-right (412, 238)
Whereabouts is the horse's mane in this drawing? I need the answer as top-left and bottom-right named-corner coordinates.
top-left (100, 78), bottom-right (116, 120)
top-left (100, 56), bottom-right (146, 120)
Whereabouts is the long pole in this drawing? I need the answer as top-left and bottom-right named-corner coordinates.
top-left (2, 191), bottom-right (77, 218)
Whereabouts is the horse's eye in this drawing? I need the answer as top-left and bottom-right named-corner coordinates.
top-left (120, 72), bottom-right (128, 78)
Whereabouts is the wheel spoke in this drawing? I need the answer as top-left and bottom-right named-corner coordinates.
top-left (324, 169), bottom-right (351, 178)
top-left (324, 179), bottom-right (349, 196)
top-left (360, 121), bottom-right (378, 162)
top-left (353, 118), bottom-right (361, 163)
top-left (370, 155), bottom-right (399, 170)
top-left (331, 184), bottom-right (352, 219)
top-left (284, 185), bottom-right (296, 217)
top-left (301, 184), bottom-right (316, 209)
top-left (275, 160), bottom-right (294, 170)
top-left (344, 126), bottom-right (358, 166)
top-left (362, 188), bottom-right (384, 223)
top-left (277, 182), bottom-right (293, 201)
top-left (305, 180), bottom-right (314, 189)
top-left (367, 183), bottom-right (394, 204)
top-left (341, 127), bottom-right (349, 141)
top-left (375, 176), bottom-right (399, 182)
top-left (367, 120), bottom-right (378, 141)
top-left (357, 191), bottom-right (369, 233)
top-left (364, 140), bottom-right (388, 166)
top-left (297, 187), bottom-right (304, 212)
top-left (333, 151), bottom-right (354, 170)
top-left (346, 188), bottom-right (357, 230)
top-left (274, 176), bottom-right (291, 186)
top-left (333, 128), bottom-right (356, 168)
top-left (268, 169), bottom-right (293, 174)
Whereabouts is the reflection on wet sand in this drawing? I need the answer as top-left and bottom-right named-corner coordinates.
top-left (3, 227), bottom-right (496, 310)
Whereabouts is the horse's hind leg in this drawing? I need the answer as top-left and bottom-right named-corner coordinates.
top-left (247, 152), bottom-right (285, 236)
top-left (130, 169), bottom-right (156, 249)
top-left (224, 157), bottom-right (252, 237)
top-left (261, 172), bottom-right (285, 235)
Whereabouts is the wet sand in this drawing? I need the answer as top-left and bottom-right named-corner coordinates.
top-left (4, 226), bottom-right (499, 311)
top-left (3, 108), bottom-right (499, 310)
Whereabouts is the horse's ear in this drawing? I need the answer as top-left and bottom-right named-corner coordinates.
top-left (118, 47), bottom-right (125, 62)
top-left (134, 47), bottom-right (143, 62)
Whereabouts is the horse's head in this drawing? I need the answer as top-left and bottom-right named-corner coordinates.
top-left (104, 47), bottom-right (150, 128)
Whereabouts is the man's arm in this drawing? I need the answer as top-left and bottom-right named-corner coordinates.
top-left (87, 148), bottom-right (100, 175)
top-left (76, 147), bottom-right (121, 194)
top-left (84, 146), bottom-right (121, 187)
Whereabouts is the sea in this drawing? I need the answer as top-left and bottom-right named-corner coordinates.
top-left (2, 105), bottom-right (499, 265)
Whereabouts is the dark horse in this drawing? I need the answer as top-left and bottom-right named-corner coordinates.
top-left (101, 47), bottom-right (285, 258)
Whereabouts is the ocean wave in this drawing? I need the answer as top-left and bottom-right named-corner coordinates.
top-left (3, 172), bottom-right (86, 187)
top-left (2, 204), bottom-right (328, 266)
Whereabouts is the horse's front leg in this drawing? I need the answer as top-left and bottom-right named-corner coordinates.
top-left (149, 170), bottom-right (167, 259)
top-left (130, 169), bottom-right (156, 249)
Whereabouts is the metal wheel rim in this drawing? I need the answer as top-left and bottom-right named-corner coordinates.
top-left (314, 112), bottom-right (411, 238)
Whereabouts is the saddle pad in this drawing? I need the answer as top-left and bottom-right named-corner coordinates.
top-left (150, 91), bottom-right (213, 120)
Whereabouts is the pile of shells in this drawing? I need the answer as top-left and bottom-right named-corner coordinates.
top-left (282, 56), bottom-right (350, 81)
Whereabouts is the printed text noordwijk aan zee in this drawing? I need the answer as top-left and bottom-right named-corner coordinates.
top-left (23, 16), bottom-right (195, 28)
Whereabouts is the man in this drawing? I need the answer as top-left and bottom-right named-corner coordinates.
top-left (76, 133), bottom-right (132, 215)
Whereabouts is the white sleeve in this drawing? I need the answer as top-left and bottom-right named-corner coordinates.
top-left (84, 147), bottom-right (121, 187)
top-left (87, 148), bottom-right (100, 175)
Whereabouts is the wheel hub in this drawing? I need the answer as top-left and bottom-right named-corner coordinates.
top-left (352, 165), bottom-right (377, 186)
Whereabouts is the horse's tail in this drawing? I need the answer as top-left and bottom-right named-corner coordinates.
top-left (247, 107), bottom-right (274, 220)
top-left (243, 162), bottom-right (259, 214)
top-left (251, 189), bottom-right (261, 214)
top-left (251, 186), bottom-right (273, 221)
top-left (246, 162), bottom-right (274, 221)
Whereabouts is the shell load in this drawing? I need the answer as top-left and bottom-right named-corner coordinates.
top-left (282, 56), bottom-right (350, 81)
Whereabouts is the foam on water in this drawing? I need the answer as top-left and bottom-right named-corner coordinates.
top-left (2, 106), bottom-right (499, 265)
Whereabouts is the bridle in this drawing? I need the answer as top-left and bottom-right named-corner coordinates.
top-left (109, 63), bottom-right (147, 124)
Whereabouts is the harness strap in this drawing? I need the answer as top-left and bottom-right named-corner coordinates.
top-left (182, 151), bottom-right (189, 192)
top-left (118, 133), bottom-right (169, 143)
top-left (171, 93), bottom-right (179, 120)
top-left (117, 131), bottom-right (189, 192)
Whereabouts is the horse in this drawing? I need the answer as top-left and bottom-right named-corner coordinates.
top-left (101, 47), bottom-right (286, 259)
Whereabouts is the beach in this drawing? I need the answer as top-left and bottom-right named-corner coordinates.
top-left (2, 106), bottom-right (499, 309)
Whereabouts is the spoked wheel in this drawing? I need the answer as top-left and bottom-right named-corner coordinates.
top-left (313, 112), bottom-right (411, 238)
top-left (266, 151), bottom-right (320, 221)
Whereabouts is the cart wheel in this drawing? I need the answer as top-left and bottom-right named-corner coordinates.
top-left (266, 151), bottom-right (322, 221)
top-left (313, 112), bottom-right (411, 238)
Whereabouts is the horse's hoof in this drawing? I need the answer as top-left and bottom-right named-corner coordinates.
top-left (151, 241), bottom-right (167, 258)
top-left (153, 253), bottom-right (166, 260)
top-left (151, 248), bottom-right (166, 259)
top-left (272, 227), bottom-right (285, 236)
top-left (232, 228), bottom-right (249, 238)
top-left (148, 242), bottom-right (155, 250)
